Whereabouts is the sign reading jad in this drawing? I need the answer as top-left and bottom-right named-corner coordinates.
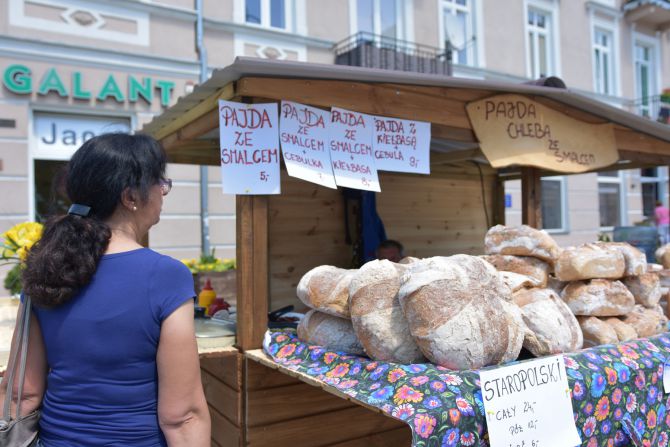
top-left (479, 355), bottom-right (581, 447)
top-left (34, 113), bottom-right (130, 160)
top-left (466, 94), bottom-right (619, 173)
top-left (218, 100), bottom-right (281, 195)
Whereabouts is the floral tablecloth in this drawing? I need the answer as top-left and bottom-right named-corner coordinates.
top-left (263, 330), bottom-right (670, 447)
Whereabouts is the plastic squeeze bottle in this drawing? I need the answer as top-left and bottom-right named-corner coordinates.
top-left (198, 279), bottom-right (217, 315)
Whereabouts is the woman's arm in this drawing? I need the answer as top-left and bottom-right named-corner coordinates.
top-left (0, 304), bottom-right (47, 417)
top-left (156, 301), bottom-right (211, 447)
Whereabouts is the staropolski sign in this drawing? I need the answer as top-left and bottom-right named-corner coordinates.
top-left (1, 64), bottom-right (176, 106)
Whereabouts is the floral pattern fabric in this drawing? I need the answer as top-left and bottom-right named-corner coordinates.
top-left (263, 330), bottom-right (670, 447)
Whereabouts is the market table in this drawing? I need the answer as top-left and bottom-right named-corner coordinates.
top-left (253, 330), bottom-right (670, 447)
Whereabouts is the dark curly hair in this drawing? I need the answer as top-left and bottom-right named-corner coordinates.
top-left (22, 133), bottom-right (167, 308)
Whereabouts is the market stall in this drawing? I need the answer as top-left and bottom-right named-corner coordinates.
top-left (142, 57), bottom-right (670, 447)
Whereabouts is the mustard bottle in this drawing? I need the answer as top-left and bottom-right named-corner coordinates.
top-left (198, 279), bottom-right (216, 315)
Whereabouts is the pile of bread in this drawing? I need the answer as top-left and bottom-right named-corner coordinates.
top-left (295, 225), bottom-right (668, 371)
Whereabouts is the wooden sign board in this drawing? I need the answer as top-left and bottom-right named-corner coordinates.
top-left (466, 94), bottom-right (618, 173)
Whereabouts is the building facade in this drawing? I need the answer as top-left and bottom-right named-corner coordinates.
top-left (1, 0), bottom-right (669, 293)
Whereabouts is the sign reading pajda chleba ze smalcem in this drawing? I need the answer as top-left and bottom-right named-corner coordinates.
top-left (466, 94), bottom-right (618, 173)
top-left (479, 355), bottom-right (581, 447)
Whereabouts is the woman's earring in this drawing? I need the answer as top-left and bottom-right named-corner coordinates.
top-left (133, 205), bottom-right (137, 211)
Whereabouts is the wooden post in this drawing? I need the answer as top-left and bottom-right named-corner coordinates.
top-left (521, 167), bottom-right (542, 229)
top-left (236, 195), bottom-right (269, 351)
top-left (493, 175), bottom-right (506, 226)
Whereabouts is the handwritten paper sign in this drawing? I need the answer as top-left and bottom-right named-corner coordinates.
top-left (466, 94), bottom-right (619, 173)
top-left (373, 117), bottom-right (431, 174)
top-left (479, 355), bottom-right (581, 447)
top-left (663, 360), bottom-right (670, 393)
top-left (328, 107), bottom-right (380, 192)
top-left (219, 100), bottom-right (280, 195)
top-left (279, 101), bottom-right (336, 189)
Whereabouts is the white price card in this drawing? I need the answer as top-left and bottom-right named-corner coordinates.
top-left (279, 101), bottom-right (336, 189)
top-left (663, 359), bottom-right (670, 393)
top-left (328, 107), bottom-right (380, 192)
top-left (373, 116), bottom-right (431, 174)
top-left (219, 100), bottom-right (280, 195)
top-left (479, 355), bottom-right (581, 447)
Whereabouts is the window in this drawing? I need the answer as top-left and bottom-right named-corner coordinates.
top-left (593, 28), bottom-right (614, 95)
top-left (634, 39), bottom-right (657, 118)
top-left (355, 0), bottom-right (406, 40)
top-left (598, 171), bottom-right (623, 228)
top-left (245, 0), bottom-right (292, 30)
top-left (640, 167), bottom-right (666, 218)
top-left (541, 177), bottom-right (565, 231)
top-left (526, 7), bottom-right (554, 78)
top-left (440, 0), bottom-right (476, 66)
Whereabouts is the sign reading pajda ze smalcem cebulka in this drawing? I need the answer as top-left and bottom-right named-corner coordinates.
top-left (466, 94), bottom-right (618, 173)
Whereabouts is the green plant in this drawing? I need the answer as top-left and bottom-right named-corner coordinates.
top-left (3, 264), bottom-right (21, 296)
top-left (597, 232), bottom-right (611, 242)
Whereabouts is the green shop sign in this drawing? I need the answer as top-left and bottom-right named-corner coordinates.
top-left (2, 64), bottom-right (175, 106)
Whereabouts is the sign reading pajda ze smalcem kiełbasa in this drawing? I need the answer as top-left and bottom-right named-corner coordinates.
top-left (466, 94), bottom-right (618, 173)
top-left (479, 355), bottom-right (581, 447)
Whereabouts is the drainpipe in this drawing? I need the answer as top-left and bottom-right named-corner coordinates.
top-left (195, 0), bottom-right (211, 256)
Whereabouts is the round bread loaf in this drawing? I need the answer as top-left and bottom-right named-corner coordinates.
top-left (348, 260), bottom-right (425, 363)
top-left (602, 242), bottom-right (646, 276)
top-left (481, 254), bottom-right (549, 287)
top-left (512, 288), bottom-right (583, 356)
top-left (622, 305), bottom-right (668, 338)
top-left (398, 255), bottom-right (525, 370)
top-left (484, 225), bottom-right (561, 263)
top-left (623, 273), bottom-right (662, 308)
top-left (561, 279), bottom-right (634, 316)
top-left (297, 309), bottom-right (366, 355)
top-left (578, 316), bottom-right (618, 348)
top-left (555, 244), bottom-right (626, 281)
top-left (602, 317), bottom-right (638, 342)
top-left (498, 271), bottom-right (537, 295)
top-left (296, 265), bottom-right (355, 318)
top-left (655, 244), bottom-right (670, 269)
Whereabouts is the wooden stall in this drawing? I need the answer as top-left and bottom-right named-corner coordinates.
top-left (142, 57), bottom-right (670, 446)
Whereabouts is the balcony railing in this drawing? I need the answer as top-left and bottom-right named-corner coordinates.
top-left (624, 0), bottom-right (670, 31)
top-left (333, 32), bottom-right (451, 75)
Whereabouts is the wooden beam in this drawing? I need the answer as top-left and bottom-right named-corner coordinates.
top-left (161, 109), bottom-right (219, 151)
top-left (236, 77), bottom-right (473, 130)
top-left (614, 127), bottom-right (670, 155)
top-left (521, 167), bottom-right (542, 229)
top-left (236, 195), bottom-right (269, 351)
top-left (153, 83), bottom-right (235, 140)
top-left (493, 176), bottom-right (506, 226)
top-left (431, 148), bottom-right (485, 165)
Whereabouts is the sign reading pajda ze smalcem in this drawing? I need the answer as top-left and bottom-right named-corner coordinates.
top-left (466, 94), bottom-right (618, 173)
top-left (479, 355), bottom-right (581, 447)
top-left (218, 100), bottom-right (281, 195)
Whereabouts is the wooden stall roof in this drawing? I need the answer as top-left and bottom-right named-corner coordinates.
top-left (142, 57), bottom-right (670, 174)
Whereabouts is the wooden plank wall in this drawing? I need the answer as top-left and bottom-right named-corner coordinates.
top-left (268, 175), bottom-right (351, 311)
top-left (377, 164), bottom-right (496, 258)
top-left (268, 163), bottom-right (497, 311)
top-left (201, 352), bottom-right (244, 447)
top-left (244, 360), bottom-right (411, 446)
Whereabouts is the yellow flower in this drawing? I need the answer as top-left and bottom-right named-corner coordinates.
top-left (1, 221), bottom-right (43, 263)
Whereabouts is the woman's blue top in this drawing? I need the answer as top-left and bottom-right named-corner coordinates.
top-left (32, 248), bottom-right (195, 446)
